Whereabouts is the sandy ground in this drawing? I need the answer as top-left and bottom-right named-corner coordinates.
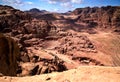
top-left (0, 66), bottom-right (120, 82)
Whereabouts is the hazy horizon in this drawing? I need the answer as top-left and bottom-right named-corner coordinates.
top-left (0, 0), bottom-right (120, 13)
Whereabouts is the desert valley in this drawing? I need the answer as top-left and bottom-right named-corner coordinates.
top-left (0, 4), bottom-right (120, 82)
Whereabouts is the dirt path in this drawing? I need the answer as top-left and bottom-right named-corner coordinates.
top-left (45, 49), bottom-right (80, 68)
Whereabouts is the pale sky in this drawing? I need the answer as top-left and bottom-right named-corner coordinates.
top-left (0, 0), bottom-right (120, 12)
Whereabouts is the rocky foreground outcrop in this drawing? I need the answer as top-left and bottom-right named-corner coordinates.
top-left (0, 66), bottom-right (120, 82)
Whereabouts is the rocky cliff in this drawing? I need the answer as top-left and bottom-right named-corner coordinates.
top-left (72, 6), bottom-right (120, 31)
top-left (0, 33), bottom-right (19, 76)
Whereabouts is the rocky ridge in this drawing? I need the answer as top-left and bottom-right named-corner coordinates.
top-left (27, 6), bottom-right (120, 32)
top-left (72, 6), bottom-right (120, 30)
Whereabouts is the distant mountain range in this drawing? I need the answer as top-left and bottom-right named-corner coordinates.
top-left (25, 8), bottom-right (49, 14)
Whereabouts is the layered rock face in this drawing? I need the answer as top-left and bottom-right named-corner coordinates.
top-left (0, 34), bottom-right (19, 76)
top-left (72, 6), bottom-right (120, 30)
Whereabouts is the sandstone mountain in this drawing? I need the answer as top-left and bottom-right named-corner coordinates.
top-left (26, 8), bottom-right (48, 14)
